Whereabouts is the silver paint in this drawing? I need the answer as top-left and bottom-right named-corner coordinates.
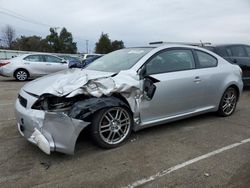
top-left (15, 44), bottom-right (243, 154)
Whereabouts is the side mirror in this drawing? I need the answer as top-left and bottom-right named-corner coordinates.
top-left (143, 78), bottom-right (156, 100)
top-left (61, 60), bottom-right (67, 64)
top-left (138, 66), bottom-right (146, 79)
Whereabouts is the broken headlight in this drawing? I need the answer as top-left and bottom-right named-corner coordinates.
top-left (32, 94), bottom-right (86, 111)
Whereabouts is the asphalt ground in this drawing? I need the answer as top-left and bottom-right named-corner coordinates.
top-left (0, 76), bottom-right (249, 188)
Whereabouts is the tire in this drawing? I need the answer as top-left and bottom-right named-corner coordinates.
top-left (14, 69), bottom-right (29, 81)
top-left (217, 87), bottom-right (238, 117)
top-left (90, 106), bottom-right (133, 149)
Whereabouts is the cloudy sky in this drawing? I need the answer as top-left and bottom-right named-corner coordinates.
top-left (0, 0), bottom-right (250, 52)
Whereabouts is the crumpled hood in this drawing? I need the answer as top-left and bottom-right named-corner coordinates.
top-left (22, 68), bottom-right (115, 96)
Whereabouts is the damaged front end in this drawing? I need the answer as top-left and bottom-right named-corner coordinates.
top-left (15, 68), bottom-right (157, 155)
top-left (15, 90), bottom-right (92, 154)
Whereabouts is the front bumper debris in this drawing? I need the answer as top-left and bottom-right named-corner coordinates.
top-left (15, 96), bottom-right (90, 155)
top-left (30, 128), bottom-right (51, 155)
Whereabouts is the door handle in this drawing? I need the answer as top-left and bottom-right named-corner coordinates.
top-left (24, 62), bottom-right (30, 65)
top-left (194, 76), bottom-right (201, 83)
top-left (46, 64), bottom-right (52, 65)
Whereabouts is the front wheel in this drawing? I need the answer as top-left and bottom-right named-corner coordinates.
top-left (217, 87), bottom-right (238, 116)
top-left (91, 106), bottom-right (132, 149)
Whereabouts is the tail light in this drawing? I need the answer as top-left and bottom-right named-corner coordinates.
top-left (0, 61), bottom-right (10, 67)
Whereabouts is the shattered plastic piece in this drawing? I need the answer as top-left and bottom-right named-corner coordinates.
top-left (130, 138), bottom-right (137, 142)
top-left (204, 172), bottom-right (210, 177)
top-left (40, 161), bottom-right (51, 170)
top-left (30, 128), bottom-right (50, 155)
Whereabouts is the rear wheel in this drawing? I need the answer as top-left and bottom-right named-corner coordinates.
top-left (14, 69), bottom-right (29, 81)
top-left (91, 106), bottom-right (132, 149)
top-left (217, 87), bottom-right (238, 116)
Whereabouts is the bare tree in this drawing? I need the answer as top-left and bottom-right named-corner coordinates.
top-left (2, 25), bottom-right (15, 49)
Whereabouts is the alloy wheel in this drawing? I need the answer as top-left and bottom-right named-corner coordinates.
top-left (16, 70), bottom-right (28, 81)
top-left (221, 88), bottom-right (237, 115)
top-left (99, 107), bottom-right (131, 145)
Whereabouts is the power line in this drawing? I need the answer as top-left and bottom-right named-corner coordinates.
top-left (0, 6), bottom-right (53, 28)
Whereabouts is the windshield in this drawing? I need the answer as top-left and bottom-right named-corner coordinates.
top-left (85, 48), bottom-right (153, 72)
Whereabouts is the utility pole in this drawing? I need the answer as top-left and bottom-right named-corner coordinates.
top-left (85, 40), bottom-right (89, 54)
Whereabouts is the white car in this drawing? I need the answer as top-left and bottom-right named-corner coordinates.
top-left (0, 54), bottom-right (68, 81)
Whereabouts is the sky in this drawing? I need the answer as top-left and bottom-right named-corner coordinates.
top-left (0, 0), bottom-right (250, 53)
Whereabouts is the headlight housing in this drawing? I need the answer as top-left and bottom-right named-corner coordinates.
top-left (32, 94), bottom-right (87, 111)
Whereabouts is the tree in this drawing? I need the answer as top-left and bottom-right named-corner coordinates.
top-left (45, 28), bottom-right (61, 52)
top-left (58, 28), bottom-right (77, 53)
top-left (12, 36), bottom-right (50, 52)
top-left (45, 27), bottom-right (77, 53)
top-left (2, 25), bottom-right (15, 49)
top-left (95, 33), bottom-right (112, 54)
top-left (111, 40), bottom-right (124, 51)
top-left (95, 33), bottom-right (124, 54)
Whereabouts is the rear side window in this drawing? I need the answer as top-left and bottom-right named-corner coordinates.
top-left (226, 48), bottom-right (233, 56)
top-left (44, 55), bottom-right (62, 63)
top-left (146, 49), bottom-right (195, 75)
top-left (24, 55), bottom-right (43, 62)
top-left (230, 46), bottom-right (246, 57)
top-left (196, 50), bottom-right (217, 68)
top-left (215, 47), bottom-right (228, 57)
top-left (245, 46), bottom-right (250, 57)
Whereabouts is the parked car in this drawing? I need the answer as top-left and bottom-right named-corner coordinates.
top-left (83, 54), bottom-right (103, 67)
top-left (82, 53), bottom-right (102, 60)
top-left (57, 55), bottom-right (83, 64)
top-left (203, 44), bottom-right (250, 85)
top-left (0, 54), bottom-right (68, 81)
top-left (68, 54), bottom-right (103, 69)
top-left (15, 45), bottom-right (243, 154)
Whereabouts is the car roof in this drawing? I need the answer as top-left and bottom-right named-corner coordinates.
top-left (204, 44), bottom-right (250, 48)
top-left (130, 44), bottom-right (209, 51)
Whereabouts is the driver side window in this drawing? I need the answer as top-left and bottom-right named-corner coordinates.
top-left (146, 49), bottom-right (195, 75)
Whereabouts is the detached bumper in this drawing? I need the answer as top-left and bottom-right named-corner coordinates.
top-left (15, 93), bottom-right (90, 155)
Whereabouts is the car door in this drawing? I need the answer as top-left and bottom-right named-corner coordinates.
top-left (139, 48), bottom-right (206, 124)
top-left (193, 50), bottom-right (221, 107)
top-left (226, 45), bottom-right (250, 84)
top-left (23, 55), bottom-right (47, 76)
top-left (44, 55), bottom-right (68, 74)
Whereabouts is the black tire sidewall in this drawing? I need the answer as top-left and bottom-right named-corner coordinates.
top-left (218, 87), bottom-right (237, 117)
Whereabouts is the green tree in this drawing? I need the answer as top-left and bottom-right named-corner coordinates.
top-left (45, 27), bottom-right (77, 53)
top-left (12, 36), bottom-right (50, 52)
top-left (111, 40), bottom-right (124, 51)
top-left (95, 33), bottom-right (112, 54)
top-left (59, 28), bottom-right (77, 53)
top-left (95, 33), bottom-right (124, 54)
top-left (45, 28), bottom-right (60, 52)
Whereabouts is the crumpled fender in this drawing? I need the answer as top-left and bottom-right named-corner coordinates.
top-left (68, 96), bottom-right (130, 120)
top-left (43, 112), bottom-right (90, 155)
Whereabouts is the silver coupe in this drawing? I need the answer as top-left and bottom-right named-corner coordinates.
top-left (15, 44), bottom-right (243, 154)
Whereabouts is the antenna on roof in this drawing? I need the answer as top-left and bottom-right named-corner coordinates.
top-left (149, 41), bottom-right (164, 45)
top-left (200, 40), bottom-right (204, 47)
